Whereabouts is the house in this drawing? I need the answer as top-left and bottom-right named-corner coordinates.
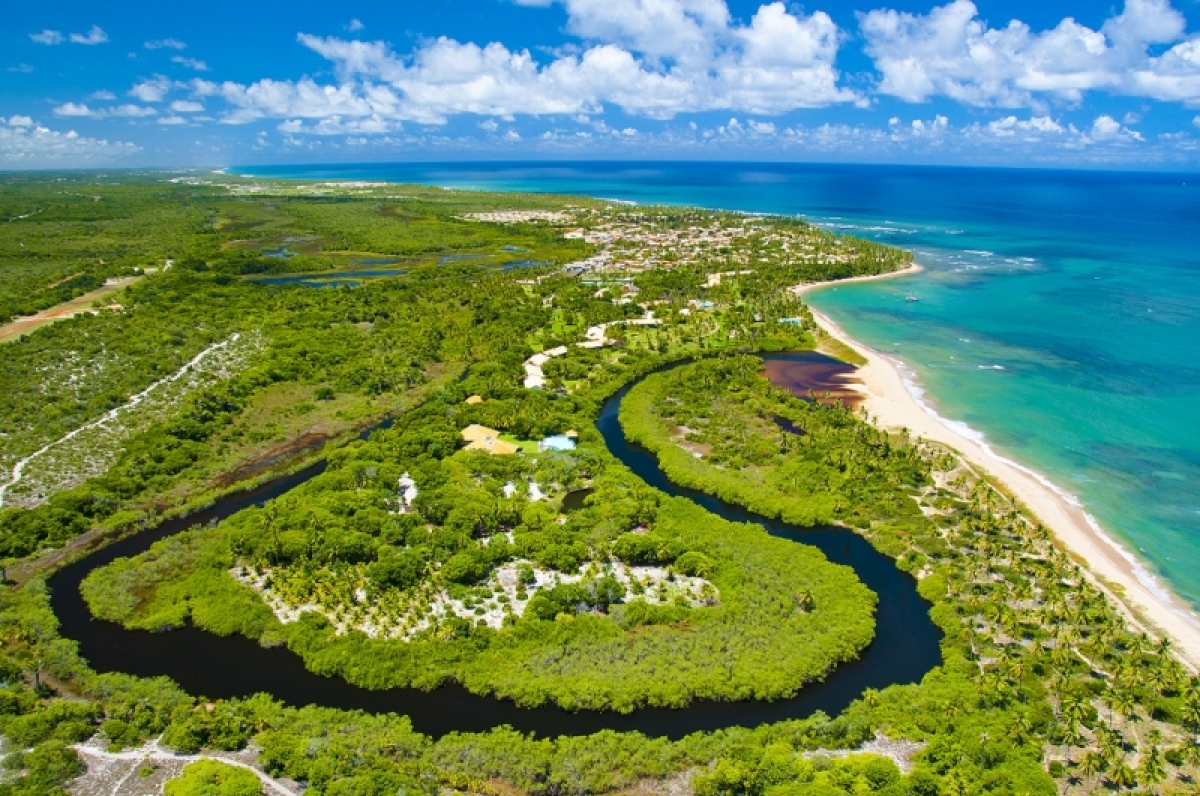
top-left (461, 424), bottom-right (520, 455)
top-left (397, 473), bottom-right (418, 512)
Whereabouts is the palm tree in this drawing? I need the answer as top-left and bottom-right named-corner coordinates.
top-left (1008, 712), bottom-right (1032, 743)
top-left (1137, 743), bottom-right (1167, 789)
top-left (1110, 688), bottom-right (1138, 729)
top-left (1079, 750), bottom-right (1105, 788)
top-left (1108, 761), bottom-right (1137, 791)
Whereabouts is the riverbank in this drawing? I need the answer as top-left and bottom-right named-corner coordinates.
top-left (793, 268), bottom-right (1200, 671)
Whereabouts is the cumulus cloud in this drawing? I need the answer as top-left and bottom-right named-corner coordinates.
top-left (0, 121), bottom-right (141, 167)
top-left (860, 0), bottom-right (1200, 107)
top-left (347, 19), bottom-right (364, 32)
top-left (274, 114), bottom-right (397, 135)
top-left (29, 30), bottom-right (64, 45)
top-left (88, 90), bottom-right (117, 100)
top-left (170, 100), bottom-right (204, 113)
top-left (129, 76), bottom-right (173, 102)
top-left (70, 26), bottom-right (109, 45)
top-left (7, 116), bottom-right (34, 128)
top-left (157, 116), bottom-right (188, 125)
top-left (204, 2), bottom-right (858, 130)
top-left (54, 102), bottom-right (97, 118)
top-left (145, 38), bottom-right (186, 50)
top-left (109, 104), bottom-right (158, 118)
top-left (979, 115), bottom-right (1065, 138)
top-left (1087, 114), bottom-right (1144, 141)
top-left (172, 56), bottom-right (209, 71)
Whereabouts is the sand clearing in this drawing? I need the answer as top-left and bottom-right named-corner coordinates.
top-left (0, 276), bottom-right (141, 343)
top-left (794, 265), bottom-right (1200, 671)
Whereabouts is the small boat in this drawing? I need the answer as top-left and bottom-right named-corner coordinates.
top-left (905, 296), bottom-right (920, 302)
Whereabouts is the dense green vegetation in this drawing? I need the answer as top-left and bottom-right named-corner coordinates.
top-left (622, 356), bottom-right (930, 529)
top-left (1, 173), bottom-right (1196, 795)
top-left (620, 359), bottom-right (1200, 795)
top-left (164, 760), bottom-right (262, 796)
top-left (80, 390), bottom-right (875, 711)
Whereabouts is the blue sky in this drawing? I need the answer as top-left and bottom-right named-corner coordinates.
top-left (4, 0), bottom-right (1200, 169)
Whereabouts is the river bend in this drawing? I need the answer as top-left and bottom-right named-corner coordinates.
top-left (48, 354), bottom-right (942, 739)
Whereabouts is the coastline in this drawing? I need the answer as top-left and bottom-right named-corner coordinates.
top-left (792, 266), bottom-right (1200, 671)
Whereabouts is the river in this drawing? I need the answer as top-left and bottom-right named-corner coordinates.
top-left (47, 353), bottom-right (942, 740)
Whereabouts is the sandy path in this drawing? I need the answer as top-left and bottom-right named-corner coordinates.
top-left (792, 265), bottom-right (1200, 671)
top-left (72, 739), bottom-right (298, 796)
top-left (0, 277), bottom-right (141, 343)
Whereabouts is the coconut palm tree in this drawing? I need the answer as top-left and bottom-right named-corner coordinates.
top-left (1079, 750), bottom-right (1105, 789)
top-left (1108, 760), bottom-right (1137, 791)
top-left (1136, 743), bottom-right (1167, 790)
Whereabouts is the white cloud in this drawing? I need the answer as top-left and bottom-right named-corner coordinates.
top-left (274, 114), bottom-right (397, 135)
top-left (8, 64), bottom-right (35, 73)
top-left (89, 90), bottom-right (117, 100)
top-left (145, 38), bottom-right (186, 50)
top-left (170, 100), bottom-right (204, 113)
top-left (860, 0), bottom-right (1200, 107)
top-left (1194, 115), bottom-right (1200, 128)
top-left (981, 115), bottom-right (1065, 138)
top-left (551, 0), bottom-right (732, 64)
top-left (109, 104), bottom-right (157, 118)
top-left (504, 129), bottom-right (522, 140)
top-left (274, 4), bottom-right (854, 129)
top-left (480, 119), bottom-right (499, 132)
top-left (172, 56), bottom-right (209, 71)
top-left (70, 26), bottom-right (109, 46)
top-left (130, 76), bottom-right (173, 102)
top-left (29, 30), bottom-right (63, 45)
top-left (157, 116), bottom-right (188, 125)
top-left (1087, 114), bottom-right (1144, 141)
top-left (0, 121), bottom-right (141, 167)
top-left (347, 19), bottom-right (364, 32)
top-left (8, 116), bottom-right (34, 128)
top-left (219, 4), bottom-right (857, 131)
top-left (214, 78), bottom-right (382, 124)
top-left (54, 102), bottom-right (97, 118)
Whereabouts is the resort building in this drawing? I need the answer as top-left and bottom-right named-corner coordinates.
top-left (460, 424), bottom-right (520, 455)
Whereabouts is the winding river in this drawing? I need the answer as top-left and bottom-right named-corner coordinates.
top-left (48, 353), bottom-right (942, 740)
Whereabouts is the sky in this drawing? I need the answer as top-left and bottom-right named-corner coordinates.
top-left (4, 0), bottom-right (1200, 170)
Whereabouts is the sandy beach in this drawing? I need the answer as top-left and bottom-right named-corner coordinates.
top-left (792, 265), bottom-right (1200, 672)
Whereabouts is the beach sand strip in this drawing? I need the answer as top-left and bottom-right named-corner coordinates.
top-left (792, 264), bottom-right (1200, 671)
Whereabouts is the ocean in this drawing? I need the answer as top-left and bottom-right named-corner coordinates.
top-left (236, 161), bottom-right (1200, 613)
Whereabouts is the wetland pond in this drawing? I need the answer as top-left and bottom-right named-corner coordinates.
top-left (48, 352), bottom-right (941, 739)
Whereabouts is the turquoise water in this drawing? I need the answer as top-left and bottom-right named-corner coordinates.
top-left (237, 162), bottom-right (1200, 613)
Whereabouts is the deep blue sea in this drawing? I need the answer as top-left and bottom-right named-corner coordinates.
top-left (236, 162), bottom-right (1200, 614)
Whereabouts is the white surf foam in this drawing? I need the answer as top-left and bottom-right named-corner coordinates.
top-left (883, 354), bottom-right (1200, 630)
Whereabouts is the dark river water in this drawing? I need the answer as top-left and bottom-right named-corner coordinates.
top-left (48, 353), bottom-right (942, 739)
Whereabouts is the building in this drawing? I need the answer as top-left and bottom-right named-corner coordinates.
top-left (461, 424), bottom-right (520, 455)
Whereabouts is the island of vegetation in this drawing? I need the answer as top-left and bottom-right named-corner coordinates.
top-left (0, 172), bottom-right (1195, 796)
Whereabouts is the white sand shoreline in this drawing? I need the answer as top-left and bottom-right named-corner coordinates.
top-left (791, 265), bottom-right (1200, 671)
